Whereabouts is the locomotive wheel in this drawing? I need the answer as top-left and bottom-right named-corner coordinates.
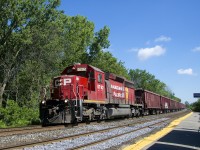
top-left (72, 119), bottom-right (78, 126)
top-left (97, 116), bottom-right (101, 123)
top-left (86, 118), bottom-right (90, 124)
top-left (42, 122), bottom-right (47, 127)
top-left (41, 119), bottom-right (47, 127)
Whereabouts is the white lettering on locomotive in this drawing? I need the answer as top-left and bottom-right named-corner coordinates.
top-left (63, 78), bottom-right (71, 85)
top-left (111, 84), bottom-right (125, 98)
top-left (110, 84), bottom-right (124, 91)
top-left (113, 91), bottom-right (125, 98)
top-left (77, 67), bottom-right (86, 71)
top-left (55, 79), bottom-right (61, 87)
top-left (97, 84), bottom-right (104, 90)
top-left (55, 78), bottom-right (71, 87)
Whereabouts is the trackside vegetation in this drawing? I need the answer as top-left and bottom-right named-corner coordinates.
top-left (0, 0), bottom-right (194, 128)
top-left (0, 100), bottom-right (39, 127)
top-left (189, 99), bottom-right (200, 112)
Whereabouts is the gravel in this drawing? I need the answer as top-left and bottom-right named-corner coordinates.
top-left (0, 117), bottom-right (150, 148)
top-left (24, 118), bottom-right (169, 150)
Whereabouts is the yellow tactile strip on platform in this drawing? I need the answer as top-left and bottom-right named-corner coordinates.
top-left (123, 112), bottom-right (193, 150)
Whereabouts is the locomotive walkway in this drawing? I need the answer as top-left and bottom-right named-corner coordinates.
top-left (123, 112), bottom-right (200, 150)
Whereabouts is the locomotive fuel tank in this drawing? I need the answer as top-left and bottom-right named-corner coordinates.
top-left (107, 108), bottom-right (132, 119)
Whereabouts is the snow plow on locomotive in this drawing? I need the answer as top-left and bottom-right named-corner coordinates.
top-left (39, 63), bottom-right (185, 126)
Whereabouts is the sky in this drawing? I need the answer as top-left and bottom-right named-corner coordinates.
top-left (59, 0), bottom-right (200, 104)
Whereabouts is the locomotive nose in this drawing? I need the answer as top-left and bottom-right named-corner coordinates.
top-left (52, 76), bottom-right (77, 100)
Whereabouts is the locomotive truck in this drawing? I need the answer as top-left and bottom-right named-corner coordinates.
top-left (39, 63), bottom-right (185, 125)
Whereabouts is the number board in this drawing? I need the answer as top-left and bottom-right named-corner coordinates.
top-left (77, 67), bottom-right (86, 71)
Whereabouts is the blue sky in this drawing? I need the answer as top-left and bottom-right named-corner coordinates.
top-left (59, 0), bottom-right (200, 104)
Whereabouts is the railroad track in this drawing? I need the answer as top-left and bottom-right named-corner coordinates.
top-left (0, 125), bottom-right (67, 137)
top-left (0, 118), bottom-right (136, 137)
top-left (1, 110), bottom-right (189, 150)
top-left (0, 125), bottom-right (41, 136)
top-left (0, 115), bottom-right (150, 137)
top-left (0, 125), bottom-right (41, 132)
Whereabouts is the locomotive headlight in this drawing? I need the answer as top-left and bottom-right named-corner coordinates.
top-left (64, 99), bottom-right (68, 103)
top-left (42, 101), bottom-right (46, 105)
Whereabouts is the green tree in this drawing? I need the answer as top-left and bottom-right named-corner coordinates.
top-left (191, 99), bottom-right (200, 112)
top-left (129, 69), bottom-right (181, 101)
top-left (0, 0), bottom-right (61, 106)
top-left (14, 14), bottom-right (64, 102)
top-left (185, 101), bottom-right (190, 108)
top-left (90, 51), bottom-right (129, 79)
top-left (60, 15), bottom-right (95, 67)
top-left (128, 69), bottom-right (162, 91)
top-left (86, 26), bottom-right (110, 63)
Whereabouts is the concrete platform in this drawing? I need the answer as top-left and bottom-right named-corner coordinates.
top-left (123, 112), bottom-right (200, 150)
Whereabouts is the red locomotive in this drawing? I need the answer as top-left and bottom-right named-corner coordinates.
top-left (40, 63), bottom-right (185, 125)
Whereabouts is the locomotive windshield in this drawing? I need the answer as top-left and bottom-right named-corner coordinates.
top-left (67, 70), bottom-right (87, 77)
top-left (63, 67), bottom-right (87, 77)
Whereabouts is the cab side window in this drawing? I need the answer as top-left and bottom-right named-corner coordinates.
top-left (98, 74), bottom-right (102, 83)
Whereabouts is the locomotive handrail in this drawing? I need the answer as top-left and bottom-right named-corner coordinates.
top-left (70, 84), bottom-right (77, 102)
top-left (75, 84), bottom-right (79, 106)
top-left (73, 84), bottom-right (84, 121)
top-left (77, 85), bottom-right (84, 100)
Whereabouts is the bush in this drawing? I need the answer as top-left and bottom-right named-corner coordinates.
top-left (191, 99), bottom-right (200, 112)
top-left (0, 100), bottom-right (40, 128)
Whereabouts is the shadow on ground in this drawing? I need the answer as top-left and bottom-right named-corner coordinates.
top-left (147, 130), bottom-right (200, 150)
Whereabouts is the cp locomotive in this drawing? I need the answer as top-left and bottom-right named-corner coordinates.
top-left (39, 63), bottom-right (185, 125)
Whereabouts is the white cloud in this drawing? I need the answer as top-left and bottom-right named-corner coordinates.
top-left (177, 68), bottom-right (193, 75)
top-left (192, 46), bottom-right (200, 52)
top-left (137, 45), bottom-right (166, 60)
top-left (154, 35), bottom-right (171, 42)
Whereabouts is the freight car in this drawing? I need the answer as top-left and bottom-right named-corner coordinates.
top-left (135, 89), bottom-right (186, 115)
top-left (160, 95), bottom-right (171, 113)
top-left (39, 63), bottom-right (185, 125)
top-left (135, 89), bottom-right (161, 115)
